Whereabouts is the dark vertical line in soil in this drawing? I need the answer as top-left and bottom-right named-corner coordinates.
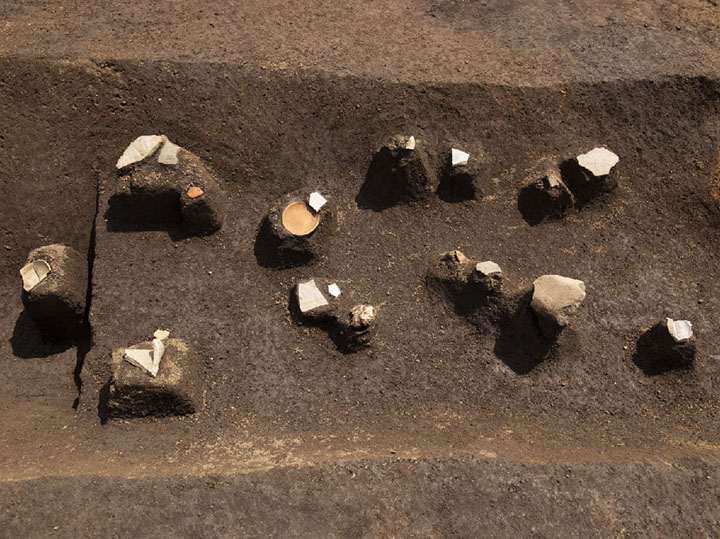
top-left (73, 173), bottom-right (100, 411)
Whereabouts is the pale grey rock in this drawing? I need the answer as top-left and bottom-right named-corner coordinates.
top-left (475, 261), bottom-right (502, 276)
top-left (531, 274), bottom-right (586, 339)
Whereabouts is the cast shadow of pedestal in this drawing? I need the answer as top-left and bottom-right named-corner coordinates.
top-left (492, 291), bottom-right (554, 375)
top-left (10, 310), bottom-right (72, 359)
top-left (104, 193), bottom-right (191, 242)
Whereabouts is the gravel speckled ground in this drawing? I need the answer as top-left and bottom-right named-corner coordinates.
top-left (1, 1), bottom-right (720, 536)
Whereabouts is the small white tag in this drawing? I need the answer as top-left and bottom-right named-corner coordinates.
top-left (451, 148), bottom-right (470, 167)
top-left (405, 136), bottom-right (416, 150)
top-left (308, 192), bottom-right (328, 212)
top-left (328, 283), bottom-right (341, 297)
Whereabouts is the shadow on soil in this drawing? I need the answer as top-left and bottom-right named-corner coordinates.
top-left (355, 151), bottom-right (403, 211)
top-left (10, 310), bottom-right (72, 358)
top-left (104, 193), bottom-right (190, 241)
top-left (493, 291), bottom-right (555, 375)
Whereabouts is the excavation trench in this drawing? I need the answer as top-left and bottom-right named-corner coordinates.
top-left (1, 57), bottom-right (720, 534)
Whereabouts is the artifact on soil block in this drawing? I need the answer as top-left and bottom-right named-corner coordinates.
top-left (292, 279), bottom-right (377, 351)
top-left (560, 146), bottom-right (619, 207)
top-left (20, 244), bottom-right (88, 341)
top-left (106, 337), bottom-right (203, 418)
top-left (518, 163), bottom-right (574, 225)
top-left (634, 318), bottom-right (696, 374)
top-left (427, 250), bottom-right (504, 303)
top-left (530, 274), bottom-right (586, 340)
top-left (470, 261), bottom-right (504, 295)
top-left (256, 190), bottom-right (332, 267)
top-left (357, 134), bottom-right (438, 209)
top-left (110, 135), bottom-right (226, 235)
top-left (336, 304), bottom-right (378, 351)
top-left (437, 147), bottom-right (484, 202)
top-left (294, 278), bottom-right (340, 321)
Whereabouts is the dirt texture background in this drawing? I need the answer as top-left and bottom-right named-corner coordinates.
top-left (1, 1), bottom-right (720, 536)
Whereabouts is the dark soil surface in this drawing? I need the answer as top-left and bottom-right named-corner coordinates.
top-left (1, 1), bottom-right (720, 536)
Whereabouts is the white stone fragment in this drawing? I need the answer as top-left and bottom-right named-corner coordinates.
top-left (328, 283), bottom-right (341, 297)
top-left (151, 338), bottom-right (165, 375)
top-left (308, 192), bottom-right (328, 212)
top-left (451, 148), bottom-right (470, 167)
top-left (298, 280), bottom-right (329, 313)
top-left (124, 349), bottom-right (154, 376)
top-left (576, 147), bottom-right (619, 177)
top-left (667, 318), bottom-right (693, 343)
top-left (405, 136), bottom-right (416, 150)
top-left (116, 135), bottom-right (165, 170)
top-left (124, 338), bottom-right (165, 377)
top-left (153, 329), bottom-right (170, 341)
top-left (547, 170), bottom-right (562, 188)
top-left (157, 139), bottom-right (180, 165)
top-left (475, 261), bottom-right (502, 276)
top-left (19, 259), bottom-right (51, 292)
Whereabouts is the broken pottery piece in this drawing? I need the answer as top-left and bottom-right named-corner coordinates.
top-left (328, 283), bottom-right (341, 297)
top-left (577, 147), bottom-right (619, 177)
top-left (517, 163), bottom-right (574, 225)
top-left (21, 244), bottom-right (88, 340)
top-left (186, 186), bottom-right (204, 199)
top-left (308, 192), bottom-right (328, 212)
top-left (405, 136), bottom-right (416, 150)
top-left (123, 337), bottom-right (166, 377)
top-left (257, 191), bottom-right (333, 267)
top-left (470, 260), bottom-right (503, 295)
top-left (282, 201), bottom-right (320, 236)
top-left (451, 148), bottom-right (470, 167)
top-left (560, 146), bottom-right (619, 206)
top-left (157, 140), bottom-right (181, 165)
top-left (475, 261), bottom-right (502, 276)
top-left (108, 339), bottom-right (203, 418)
top-left (116, 135), bottom-right (165, 170)
top-left (635, 318), bottom-right (697, 372)
top-left (297, 279), bottom-right (330, 313)
top-left (666, 318), bottom-right (693, 343)
top-left (337, 304), bottom-right (378, 351)
top-left (19, 259), bottom-right (51, 292)
top-left (124, 349), bottom-right (155, 376)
